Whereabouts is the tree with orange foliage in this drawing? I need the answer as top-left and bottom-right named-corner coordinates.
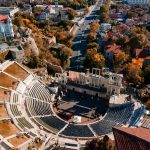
top-left (68, 9), bottom-right (77, 20)
top-left (114, 51), bottom-right (128, 68)
top-left (88, 32), bottom-right (97, 42)
top-left (85, 135), bottom-right (114, 150)
top-left (125, 58), bottom-right (144, 86)
top-left (56, 31), bottom-right (73, 47)
top-left (89, 21), bottom-right (100, 32)
top-left (84, 48), bottom-right (105, 69)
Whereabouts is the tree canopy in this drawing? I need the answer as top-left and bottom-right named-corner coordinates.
top-left (84, 48), bottom-right (105, 69)
top-left (84, 135), bottom-right (114, 150)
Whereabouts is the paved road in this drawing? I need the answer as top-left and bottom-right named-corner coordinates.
top-left (70, 0), bottom-right (104, 71)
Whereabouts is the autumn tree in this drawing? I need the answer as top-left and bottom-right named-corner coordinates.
top-left (129, 33), bottom-right (148, 49)
top-left (100, 12), bottom-right (110, 23)
top-left (116, 36), bottom-right (129, 47)
top-left (88, 32), bottom-right (97, 42)
top-left (99, 1), bottom-right (110, 23)
top-left (125, 59), bottom-right (144, 86)
top-left (114, 51), bottom-right (129, 69)
top-left (89, 21), bottom-right (100, 32)
top-left (51, 45), bottom-right (73, 68)
top-left (100, 4), bottom-right (109, 14)
top-left (67, 9), bottom-right (77, 20)
top-left (84, 48), bottom-right (105, 69)
top-left (60, 46), bottom-right (73, 68)
top-left (56, 31), bottom-right (73, 47)
top-left (84, 6), bottom-right (89, 15)
top-left (87, 42), bottom-right (99, 49)
top-left (128, 27), bottom-right (150, 50)
top-left (84, 135), bottom-right (114, 150)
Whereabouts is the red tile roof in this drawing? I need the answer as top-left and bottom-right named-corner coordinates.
top-left (0, 15), bottom-right (7, 22)
top-left (135, 49), bottom-right (142, 58)
top-left (61, 7), bottom-right (72, 11)
top-left (135, 49), bottom-right (150, 59)
top-left (115, 127), bottom-right (150, 142)
top-left (109, 13), bottom-right (121, 19)
top-left (105, 43), bottom-right (121, 54)
top-left (113, 127), bottom-right (150, 150)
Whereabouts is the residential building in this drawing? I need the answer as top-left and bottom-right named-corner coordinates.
top-left (0, 43), bottom-right (24, 62)
top-left (127, 0), bottom-right (150, 6)
top-left (0, 43), bottom-right (9, 53)
top-left (60, 7), bottom-right (71, 20)
top-left (100, 23), bottom-right (112, 32)
top-left (21, 4), bottom-right (32, 13)
top-left (113, 127), bottom-right (150, 150)
top-left (0, 0), bottom-right (35, 6)
top-left (0, 7), bottom-right (19, 17)
top-left (0, 15), bottom-right (14, 40)
top-left (104, 43), bottom-right (121, 60)
top-left (134, 48), bottom-right (150, 67)
top-left (36, 12), bottom-right (47, 21)
top-left (9, 45), bottom-right (24, 61)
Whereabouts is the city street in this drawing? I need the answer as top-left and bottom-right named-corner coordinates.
top-left (70, 0), bottom-right (104, 70)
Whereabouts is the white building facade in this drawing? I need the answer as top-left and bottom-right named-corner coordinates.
top-left (56, 68), bottom-right (123, 97)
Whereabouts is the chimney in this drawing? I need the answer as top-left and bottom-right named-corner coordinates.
top-left (85, 69), bottom-right (90, 76)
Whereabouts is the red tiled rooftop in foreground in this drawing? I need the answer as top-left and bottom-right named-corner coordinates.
top-left (115, 127), bottom-right (150, 142)
top-left (0, 15), bottom-right (7, 22)
top-left (113, 127), bottom-right (150, 150)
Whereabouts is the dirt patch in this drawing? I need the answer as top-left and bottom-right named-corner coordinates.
top-left (8, 135), bottom-right (29, 147)
top-left (0, 120), bottom-right (20, 137)
top-left (0, 88), bottom-right (10, 102)
top-left (0, 104), bottom-right (8, 117)
top-left (0, 72), bottom-right (18, 90)
top-left (4, 63), bottom-right (29, 81)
